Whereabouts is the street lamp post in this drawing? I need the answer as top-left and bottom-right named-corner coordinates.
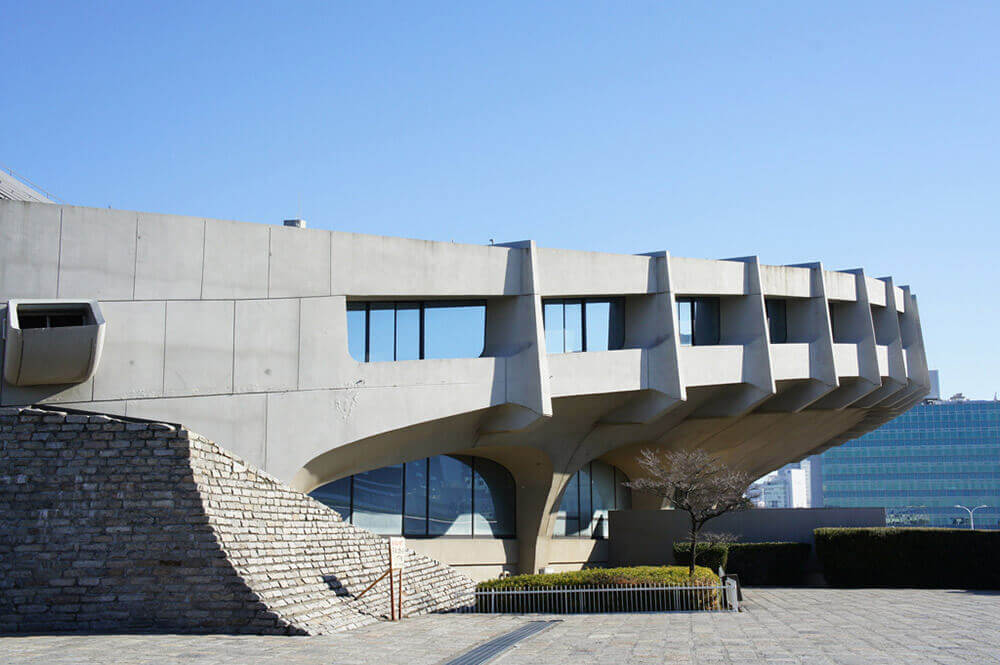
top-left (955, 504), bottom-right (988, 529)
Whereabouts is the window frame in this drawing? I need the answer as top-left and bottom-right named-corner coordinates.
top-left (313, 454), bottom-right (516, 539)
top-left (347, 300), bottom-right (487, 362)
top-left (675, 296), bottom-right (721, 346)
top-left (542, 297), bottom-right (626, 353)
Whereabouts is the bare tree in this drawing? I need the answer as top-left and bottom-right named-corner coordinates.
top-left (626, 448), bottom-right (754, 576)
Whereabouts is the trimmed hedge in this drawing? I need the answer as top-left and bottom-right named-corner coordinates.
top-left (477, 565), bottom-right (719, 590)
top-left (726, 542), bottom-right (811, 585)
top-left (476, 566), bottom-right (723, 612)
top-left (814, 527), bottom-right (1000, 589)
top-left (672, 542), bottom-right (729, 572)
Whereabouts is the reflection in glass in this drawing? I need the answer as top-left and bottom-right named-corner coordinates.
top-left (424, 303), bottom-right (486, 359)
top-left (585, 301), bottom-right (611, 352)
top-left (428, 455), bottom-right (473, 536)
top-left (564, 301), bottom-right (583, 352)
top-left (311, 476), bottom-right (352, 522)
top-left (368, 304), bottom-right (395, 362)
top-left (677, 297), bottom-right (720, 346)
top-left (544, 302), bottom-right (564, 353)
top-left (473, 458), bottom-right (516, 537)
top-left (347, 304), bottom-right (367, 362)
top-left (404, 459), bottom-right (428, 535)
top-left (677, 300), bottom-right (693, 346)
top-left (352, 464), bottom-right (403, 534)
top-left (310, 455), bottom-right (516, 538)
top-left (395, 304), bottom-right (421, 361)
top-left (555, 472), bottom-right (579, 536)
top-left (555, 460), bottom-right (631, 539)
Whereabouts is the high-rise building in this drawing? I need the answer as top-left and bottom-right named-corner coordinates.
top-left (750, 461), bottom-right (812, 508)
top-left (819, 396), bottom-right (1000, 529)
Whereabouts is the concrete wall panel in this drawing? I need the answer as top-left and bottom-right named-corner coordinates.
top-left (759, 265), bottom-right (812, 298)
top-left (134, 214), bottom-right (205, 299)
top-left (126, 393), bottom-right (268, 468)
top-left (234, 298), bottom-right (299, 392)
top-left (298, 296), bottom-right (349, 389)
top-left (269, 225), bottom-right (331, 298)
top-left (331, 232), bottom-right (516, 296)
top-left (58, 206), bottom-right (137, 299)
top-left (202, 219), bottom-right (269, 299)
top-left (536, 248), bottom-right (653, 296)
top-left (92, 301), bottom-right (166, 400)
top-left (0, 201), bottom-right (60, 298)
top-left (163, 300), bottom-right (234, 396)
top-left (671, 256), bottom-right (747, 295)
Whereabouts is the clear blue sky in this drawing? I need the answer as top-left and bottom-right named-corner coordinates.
top-left (3, 2), bottom-right (998, 398)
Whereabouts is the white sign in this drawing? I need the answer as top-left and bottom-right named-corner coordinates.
top-left (389, 536), bottom-right (406, 572)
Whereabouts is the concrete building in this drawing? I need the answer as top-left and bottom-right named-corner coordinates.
top-left (0, 189), bottom-right (931, 578)
top-left (751, 462), bottom-right (811, 508)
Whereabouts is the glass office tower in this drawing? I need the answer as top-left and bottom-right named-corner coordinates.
top-left (820, 400), bottom-right (1000, 529)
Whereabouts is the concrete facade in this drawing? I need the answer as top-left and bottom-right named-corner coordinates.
top-left (0, 199), bottom-right (931, 576)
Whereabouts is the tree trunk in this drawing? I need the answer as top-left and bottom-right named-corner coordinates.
top-left (688, 515), bottom-right (698, 577)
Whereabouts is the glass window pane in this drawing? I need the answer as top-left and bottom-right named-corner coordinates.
top-left (347, 304), bottom-right (367, 362)
top-left (423, 303), bottom-right (486, 359)
top-left (609, 298), bottom-right (626, 350)
top-left (591, 461), bottom-right (615, 539)
top-left (368, 303), bottom-right (395, 362)
top-left (310, 477), bottom-right (352, 523)
top-left (615, 468), bottom-right (631, 510)
top-left (693, 298), bottom-right (720, 345)
top-left (766, 299), bottom-right (787, 344)
top-left (404, 459), bottom-right (428, 536)
top-left (428, 455), bottom-right (472, 536)
top-left (564, 301), bottom-right (583, 353)
top-left (472, 458), bottom-right (516, 537)
top-left (584, 301), bottom-right (611, 352)
top-left (544, 301), bottom-right (564, 353)
top-left (677, 300), bottom-right (693, 346)
top-left (555, 472), bottom-right (580, 536)
top-left (578, 463), bottom-right (592, 537)
top-left (395, 304), bottom-right (420, 361)
top-left (352, 464), bottom-right (403, 534)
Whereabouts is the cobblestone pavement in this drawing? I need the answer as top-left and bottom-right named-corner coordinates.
top-left (2, 588), bottom-right (999, 664)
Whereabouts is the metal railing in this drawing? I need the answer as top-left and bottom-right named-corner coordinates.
top-left (470, 579), bottom-right (739, 614)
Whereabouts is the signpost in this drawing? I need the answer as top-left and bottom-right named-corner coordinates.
top-left (353, 537), bottom-right (408, 621)
top-left (388, 536), bottom-right (406, 620)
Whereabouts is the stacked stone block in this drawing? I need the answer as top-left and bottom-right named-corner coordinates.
top-left (0, 407), bottom-right (474, 634)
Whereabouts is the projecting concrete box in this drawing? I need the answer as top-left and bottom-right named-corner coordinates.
top-left (3, 299), bottom-right (106, 386)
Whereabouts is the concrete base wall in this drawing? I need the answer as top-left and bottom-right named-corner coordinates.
top-left (609, 507), bottom-right (886, 571)
top-left (0, 407), bottom-right (473, 635)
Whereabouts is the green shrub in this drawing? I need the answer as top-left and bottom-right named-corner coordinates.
top-left (672, 542), bottom-right (729, 572)
top-left (477, 565), bottom-right (719, 590)
top-left (814, 527), bottom-right (1000, 589)
top-left (476, 566), bottom-right (723, 612)
top-left (725, 542), bottom-right (811, 585)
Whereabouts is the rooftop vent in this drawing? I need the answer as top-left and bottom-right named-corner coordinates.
top-left (283, 219), bottom-right (307, 229)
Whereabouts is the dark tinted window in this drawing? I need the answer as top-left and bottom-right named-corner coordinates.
top-left (543, 298), bottom-right (625, 353)
top-left (766, 299), bottom-right (788, 344)
top-left (346, 301), bottom-right (486, 362)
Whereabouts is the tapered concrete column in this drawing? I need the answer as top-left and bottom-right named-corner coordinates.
top-left (811, 269), bottom-right (881, 409)
top-left (696, 256), bottom-right (774, 416)
top-left (882, 286), bottom-right (931, 407)
top-left (601, 251), bottom-right (685, 424)
top-left (856, 276), bottom-right (907, 407)
top-left (762, 262), bottom-right (839, 411)
top-left (480, 241), bottom-right (552, 433)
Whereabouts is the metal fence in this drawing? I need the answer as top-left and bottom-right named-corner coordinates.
top-left (470, 579), bottom-right (739, 614)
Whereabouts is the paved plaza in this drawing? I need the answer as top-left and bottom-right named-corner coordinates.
top-left (2, 588), bottom-right (999, 664)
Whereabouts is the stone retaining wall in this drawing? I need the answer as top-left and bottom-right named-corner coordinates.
top-left (0, 407), bottom-right (474, 634)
